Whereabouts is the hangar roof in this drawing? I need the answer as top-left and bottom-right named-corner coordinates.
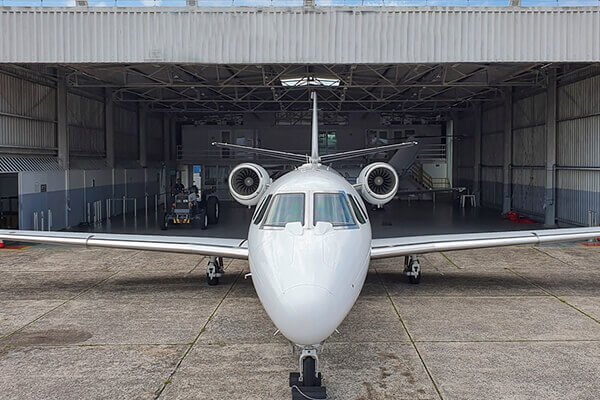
top-left (1, 6), bottom-right (599, 63)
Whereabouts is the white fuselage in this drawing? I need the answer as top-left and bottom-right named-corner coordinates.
top-left (247, 163), bottom-right (372, 345)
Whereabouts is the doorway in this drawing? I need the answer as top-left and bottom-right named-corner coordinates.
top-left (0, 173), bottom-right (18, 229)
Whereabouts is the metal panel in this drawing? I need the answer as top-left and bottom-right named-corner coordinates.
top-left (482, 106), bottom-right (503, 135)
top-left (1, 8), bottom-right (600, 63)
top-left (557, 116), bottom-right (600, 167)
top-left (0, 71), bottom-right (56, 150)
top-left (114, 105), bottom-right (138, 161)
top-left (481, 166), bottom-right (502, 208)
top-left (67, 93), bottom-right (105, 155)
top-left (0, 155), bottom-right (61, 172)
top-left (513, 92), bottom-right (546, 129)
top-left (146, 113), bottom-right (163, 161)
top-left (556, 169), bottom-right (600, 226)
top-left (558, 74), bottom-right (600, 121)
top-left (555, 73), bottom-right (600, 226)
top-left (512, 125), bottom-right (545, 166)
top-left (481, 132), bottom-right (503, 166)
top-left (511, 167), bottom-right (545, 217)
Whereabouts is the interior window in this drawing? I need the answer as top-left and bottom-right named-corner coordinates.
top-left (253, 194), bottom-right (272, 225)
top-left (263, 193), bottom-right (305, 227)
top-left (348, 194), bottom-right (366, 224)
top-left (314, 193), bottom-right (356, 227)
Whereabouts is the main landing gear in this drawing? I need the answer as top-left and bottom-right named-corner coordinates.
top-left (404, 255), bottom-right (421, 284)
top-left (206, 256), bottom-right (224, 286)
top-left (289, 347), bottom-right (327, 399)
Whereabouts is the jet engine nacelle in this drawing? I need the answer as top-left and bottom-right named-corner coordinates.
top-left (356, 162), bottom-right (399, 206)
top-left (228, 163), bottom-right (271, 206)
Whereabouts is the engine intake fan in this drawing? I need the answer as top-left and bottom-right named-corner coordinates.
top-left (228, 163), bottom-right (270, 206)
top-left (357, 162), bottom-right (399, 206)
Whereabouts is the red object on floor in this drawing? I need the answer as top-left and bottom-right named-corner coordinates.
top-left (504, 211), bottom-right (535, 224)
top-left (0, 240), bottom-right (4, 248)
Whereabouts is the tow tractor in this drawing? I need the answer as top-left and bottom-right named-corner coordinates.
top-left (161, 187), bottom-right (219, 230)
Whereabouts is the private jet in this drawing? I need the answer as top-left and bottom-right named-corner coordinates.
top-left (2, 93), bottom-right (600, 400)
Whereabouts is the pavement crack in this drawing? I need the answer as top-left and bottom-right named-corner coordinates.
top-left (506, 268), bottom-right (600, 325)
top-left (439, 252), bottom-right (462, 270)
top-left (154, 268), bottom-right (244, 399)
top-left (531, 247), bottom-right (568, 265)
top-left (0, 272), bottom-right (119, 343)
top-left (185, 256), bottom-right (206, 275)
top-left (375, 266), bottom-right (444, 400)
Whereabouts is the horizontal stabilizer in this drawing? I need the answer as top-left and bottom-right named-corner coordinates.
top-left (212, 142), bottom-right (309, 163)
top-left (320, 141), bottom-right (418, 163)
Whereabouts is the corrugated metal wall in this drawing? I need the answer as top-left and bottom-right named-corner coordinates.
top-left (114, 105), bottom-right (138, 161)
top-left (68, 93), bottom-right (105, 156)
top-left (455, 73), bottom-right (600, 226)
top-left (556, 74), bottom-right (600, 225)
top-left (454, 110), bottom-right (476, 190)
top-left (1, 8), bottom-right (599, 63)
top-left (480, 105), bottom-right (504, 208)
top-left (147, 113), bottom-right (163, 162)
top-left (511, 92), bottom-right (546, 217)
top-left (0, 71), bottom-right (56, 151)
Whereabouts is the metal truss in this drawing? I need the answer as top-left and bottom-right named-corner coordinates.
top-left (27, 62), bottom-right (561, 115)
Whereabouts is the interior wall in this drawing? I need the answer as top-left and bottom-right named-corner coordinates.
top-left (18, 167), bottom-right (163, 230)
top-left (454, 72), bottom-right (600, 226)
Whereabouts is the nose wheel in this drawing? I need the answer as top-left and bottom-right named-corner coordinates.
top-left (206, 256), bottom-right (224, 286)
top-left (404, 255), bottom-right (421, 284)
top-left (289, 347), bottom-right (327, 399)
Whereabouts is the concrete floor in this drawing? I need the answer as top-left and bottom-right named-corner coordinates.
top-left (70, 200), bottom-right (545, 239)
top-left (2, 200), bottom-right (599, 399)
top-left (1, 242), bottom-right (599, 399)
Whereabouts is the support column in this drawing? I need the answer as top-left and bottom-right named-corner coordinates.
top-left (502, 88), bottom-right (513, 214)
top-left (446, 119), bottom-right (454, 187)
top-left (105, 89), bottom-right (115, 168)
top-left (473, 104), bottom-right (482, 205)
top-left (544, 70), bottom-right (557, 227)
top-left (57, 77), bottom-right (69, 170)
top-left (138, 105), bottom-right (147, 168)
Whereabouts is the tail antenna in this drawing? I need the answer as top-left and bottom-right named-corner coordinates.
top-left (311, 91), bottom-right (319, 164)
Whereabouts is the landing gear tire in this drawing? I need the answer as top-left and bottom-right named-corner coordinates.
top-left (408, 271), bottom-right (422, 284)
top-left (206, 273), bottom-right (219, 286)
top-left (199, 213), bottom-right (208, 230)
top-left (404, 255), bottom-right (421, 285)
top-left (206, 196), bottom-right (220, 225)
top-left (206, 256), bottom-right (223, 286)
top-left (290, 348), bottom-right (326, 399)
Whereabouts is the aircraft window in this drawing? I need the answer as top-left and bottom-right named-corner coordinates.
top-left (313, 193), bottom-right (356, 227)
top-left (348, 194), bottom-right (366, 224)
top-left (253, 194), bottom-right (272, 225)
top-left (263, 193), bottom-right (305, 227)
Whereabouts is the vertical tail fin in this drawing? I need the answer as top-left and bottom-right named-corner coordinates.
top-left (311, 92), bottom-right (319, 163)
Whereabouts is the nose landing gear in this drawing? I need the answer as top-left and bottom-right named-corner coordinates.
top-left (206, 256), bottom-right (224, 286)
top-left (289, 347), bottom-right (327, 399)
top-left (404, 255), bottom-right (421, 284)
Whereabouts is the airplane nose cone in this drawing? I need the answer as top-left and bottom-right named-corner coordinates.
top-left (278, 284), bottom-right (340, 345)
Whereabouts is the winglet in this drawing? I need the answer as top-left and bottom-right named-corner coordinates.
top-left (311, 92), bottom-right (319, 164)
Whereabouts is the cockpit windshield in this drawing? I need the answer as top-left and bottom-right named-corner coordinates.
top-left (314, 193), bottom-right (356, 227)
top-left (263, 193), bottom-right (305, 227)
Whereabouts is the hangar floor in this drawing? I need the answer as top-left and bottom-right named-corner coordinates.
top-left (68, 200), bottom-right (544, 239)
top-left (0, 242), bottom-right (599, 399)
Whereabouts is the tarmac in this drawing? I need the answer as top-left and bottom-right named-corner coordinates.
top-left (1, 202), bottom-right (599, 399)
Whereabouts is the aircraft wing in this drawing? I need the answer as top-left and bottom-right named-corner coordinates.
top-left (370, 227), bottom-right (600, 259)
top-left (0, 230), bottom-right (248, 259)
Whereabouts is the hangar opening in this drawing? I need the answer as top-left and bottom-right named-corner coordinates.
top-left (0, 6), bottom-right (599, 234)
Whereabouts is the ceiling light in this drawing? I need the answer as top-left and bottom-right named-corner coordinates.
top-left (281, 76), bottom-right (340, 87)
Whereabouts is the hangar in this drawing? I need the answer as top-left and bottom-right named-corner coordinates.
top-left (1, 3), bottom-right (599, 233)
